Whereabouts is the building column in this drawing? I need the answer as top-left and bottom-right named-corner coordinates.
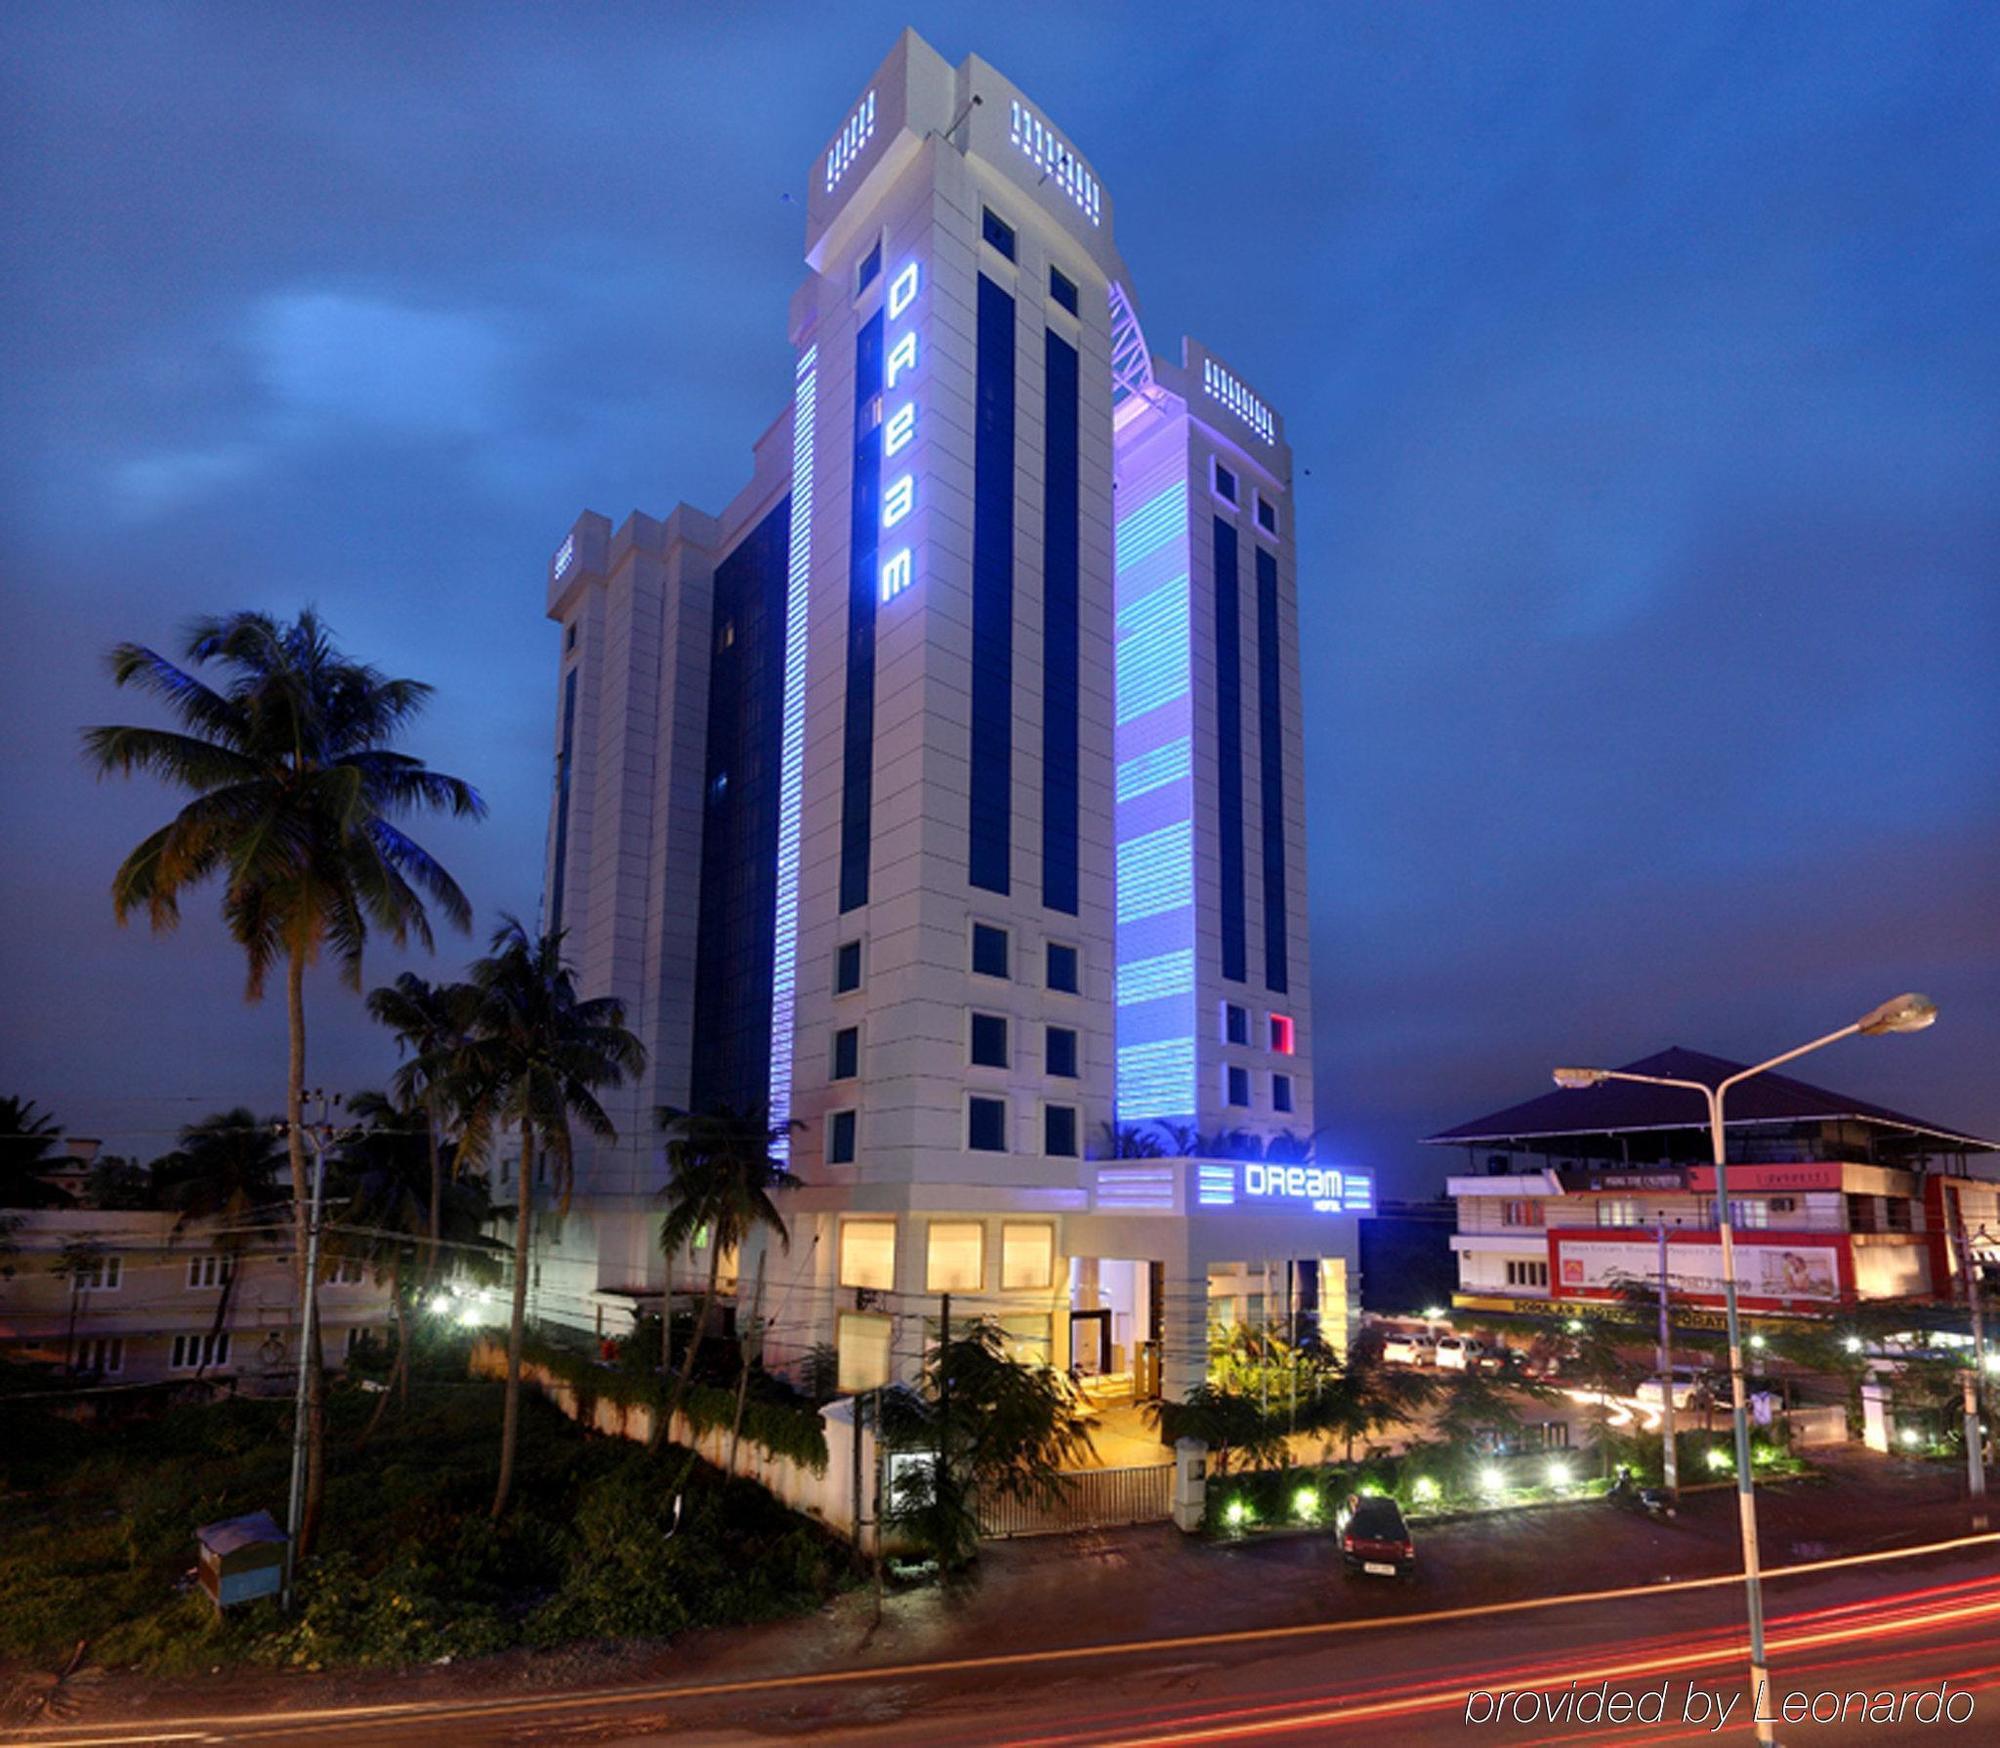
top-left (1158, 1267), bottom-right (1209, 1404)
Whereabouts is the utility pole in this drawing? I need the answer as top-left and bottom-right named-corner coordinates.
top-left (283, 1090), bottom-right (337, 1612)
top-left (1657, 1225), bottom-right (1678, 1511)
top-left (1951, 1185), bottom-right (1989, 1528)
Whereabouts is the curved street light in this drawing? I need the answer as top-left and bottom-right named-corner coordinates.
top-left (1552, 994), bottom-right (1938, 1748)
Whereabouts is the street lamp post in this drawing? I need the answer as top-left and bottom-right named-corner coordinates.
top-left (1554, 992), bottom-right (1937, 1747)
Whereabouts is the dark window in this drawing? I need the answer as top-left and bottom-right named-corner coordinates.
top-left (1213, 462), bottom-right (1237, 504)
top-left (690, 499), bottom-right (793, 1113)
top-left (565, 622), bottom-right (577, 650)
top-left (829, 1109), bottom-right (857, 1164)
top-left (840, 311), bottom-right (886, 912)
top-left (1046, 941), bottom-right (1079, 993)
top-left (970, 276), bottom-right (1016, 893)
top-left (857, 239), bottom-right (881, 292)
top-left (971, 1012), bottom-right (1009, 1069)
top-left (1041, 328), bottom-right (1080, 914)
top-left (1213, 517), bottom-right (1247, 982)
top-left (1049, 264), bottom-right (1079, 314)
top-left (1273, 1073), bottom-right (1294, 1114)
top-left (1046, 1026), bottom-right (1078, 1078)
top-left (1256, 544), bottom-right (1289, 993)
top-left (835, 940), bottom-right (863, 994)
top-left (982, 207), bottom-right (1016, 260)
top-left (832, 1026), bottom-right (860, 1081)
top-left (550, 668), bottom-right (579, 936)
top-left (969, 1096), bottom-right (1008, 1152)
top-left (1224, 1003), bottom-right (1249, 1046)
top-left (1255, 493), bottom-right (1278, 535)
top-left (972, 922), bottom-right (1010, 978)
top-left (1045, 1104), bottom-right (1078, 1158)
top-left (1227, 1065), bottom-right (1251, 1107)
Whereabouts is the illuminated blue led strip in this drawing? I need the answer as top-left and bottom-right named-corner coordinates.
top-left (1202, 358), bottom-right (1276, 445)
top-left (1116, 1038), bottom-right (1196, 1122)
top-left (767, 345), bottom-right (817, 1160)
top-left (824, 90), bottom-right (876, 193)
top-left (1117, 948), bottom-right (1194, 1005)
top-left (1197, 1163), bottom-right (1236, 1207)
top-left (1116, 737), bottom-right (1190, 803)
top-left (1343, 1173), bottom-right (1374, 1212)
top-left (552, 534), bottom-right (575, 581)
top-left (1114, 481), bottom-right (1187, 570)
top-left (1114, 576), bottom-right (1191, 724)
top-left (1095, 1164), bottom-right (1176, 1211)
top-left (1117, 819), bottom-right (1193, 923)
top-left (1009, 99), bottom-right (1101, 226)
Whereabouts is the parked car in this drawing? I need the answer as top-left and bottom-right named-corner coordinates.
top-left (1636, 1368), bottom-right (1710, 1411)
top-left (1341, 1494), bottom-right (1416, 1578)
top-left (1435, 1336), bottom-right (1494, 1372)
top-left (1382, 1332), bottom-right (1438, 1367)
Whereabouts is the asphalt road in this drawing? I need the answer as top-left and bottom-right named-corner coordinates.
top-left (12, 1527), bottom-right (1999, 1747)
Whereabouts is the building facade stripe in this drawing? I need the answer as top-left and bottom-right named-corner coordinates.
top-left (1213, 516), bottom-right (1247, 983)
top-left (839, 310), bottom-right (885, 913)
top-left (1255, 541), bottom-right (1289, 994)
top-left (1041, 327), bottom-right (1081, 915)
top-left (969, 274), bottom-right (1015, 894)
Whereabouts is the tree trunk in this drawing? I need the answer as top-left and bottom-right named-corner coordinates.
top-left (358, 1253), bottom-right (407, 1452)
top-left (726, 1252), bottom-right (767, 1476)
top-left (422, 1096), bottom-right (443, 1293)
top-left (654, 1242), bottom-right (721, 1453)
top-left (492, 1123), bottom-right (535, 1521)
top-left (285, 947), bottom-right (327, 1557)
top-left (195, 1250), bottom-right (240, 1380)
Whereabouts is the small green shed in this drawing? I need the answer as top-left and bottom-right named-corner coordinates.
top-left (195, 1510), bottom-right (287, 1609)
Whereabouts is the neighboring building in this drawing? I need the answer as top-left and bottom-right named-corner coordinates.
top-left (1425, 1048), bottom-right (1999, 1320)
top-left (529, 29), bottom-right (1362, 1400)
top-left (0, 1210), bottom-right (393, 1388)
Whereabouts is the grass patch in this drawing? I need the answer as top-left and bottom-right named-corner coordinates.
top-left (0, 1350), bottom-right (856, 1675)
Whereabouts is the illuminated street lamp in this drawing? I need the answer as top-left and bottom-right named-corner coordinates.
top-left (1553, 993), bottom-right (1937, 1748)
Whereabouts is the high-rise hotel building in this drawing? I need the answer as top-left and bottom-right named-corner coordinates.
top-left (534, 31), bottom-right (1366, 1400)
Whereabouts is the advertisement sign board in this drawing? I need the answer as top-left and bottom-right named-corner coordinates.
top-left (1550, 1231), bottom-right (1847, 1308)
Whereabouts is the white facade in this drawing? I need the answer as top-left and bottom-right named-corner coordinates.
top-left (532, 31), bottom-right (1361, 1398)
top-left (0, 1210), bottom-right (394, 1388)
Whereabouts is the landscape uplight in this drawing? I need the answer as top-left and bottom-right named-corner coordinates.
top-left (1412, 1476), bottom-right (1440, 1502)
top-left (1479, 1466), bottom-right (1505, 1494)
top-left (1842, 1336), bottom-right (1863, 1355)
top-left (1748, 1334), bottom-right (1767, 1351)
top-left (429, 1293), bottom-right (452, 1315)
top-left (1547, 1459), bottom-right (1573, 1488)
top-left (1899, 1427), bottom-right (1922, 1449)
top-left (1707, 1448), bottom-right (1733, 1472)
top-left (1292, 1487), bottom-right (1320, 1522)
top-left (1224, 1497), bottom-right (1252, 1527)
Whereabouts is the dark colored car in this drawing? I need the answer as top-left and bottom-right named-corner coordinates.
top-left (1340, 1495), bottom-right (1415, 1578)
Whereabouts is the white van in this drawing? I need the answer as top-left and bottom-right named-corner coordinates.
top-left (1435, 1336), bottom-right (1492, 1372)
top-left (1382, 1332), bottom-right (1438, 1367)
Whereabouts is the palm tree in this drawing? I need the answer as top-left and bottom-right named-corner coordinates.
top-left (151, 1107), bottom-right (288, 1377)
top-left (651, 1104), bottom-right (801, 1455)
top-left (82, 609), bottom-right (483, 1552)
top-left (0, 1097), bottom-right (72, 1209)
top-left (336, 1091), bottom-right (499, 1449)
top-left (366, 973), bottom-right (476, 1293)
top-left (427, 917), bottom-right (643, 1520)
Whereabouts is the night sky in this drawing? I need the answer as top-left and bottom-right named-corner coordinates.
top-left (4, 4), bottom-right (1995, 1193)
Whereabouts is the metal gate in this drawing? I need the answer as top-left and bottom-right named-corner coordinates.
top-left (979, 1462), bottom-right (1175, 1538)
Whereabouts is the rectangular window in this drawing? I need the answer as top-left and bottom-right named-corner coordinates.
top-left (1223, 1003), bottom-right (1249, 1046)
top-left (1255, 491), bottom-right (1278, 535)
top-left (972, 921), bottom-right (1010, 978)
top-left (344, 1326), bottom-right (370, 1357)
top-left (969, 276), bottom-right (1016, 894)
top-left (1048, 264), bottom-right (1079, 314)
top-left (982, 206), bottom-right (1016, 260)
top-left (1213, 460), bottom-right (1238, 504)
top-left (1255, 543), bottom-right (1289, 993)
top-left (1001, 1222), bottom-right (1056, 1290)
top-left (186, 1255), bottom-right (232, 1289)
top-left (927, 1221), bottom-right (985, 1292)
top-left (1272, 1073), bottom-right (1294, 1114)
top-left (1506, 1259), bottom-right (1549, 1289)
top-left (1213, 517), bottom-right (1247, 981)
top-left (1597, 1199), bottom-right (1643, 1228)
top-left (999, 1313), bottom-right (1053, 1366)
top-left (832, 1025), bottom-right (860, 1080)
top-left (71, 1253), bottom-right (122, 1293)
top-left (1045, 1103), bottom-right (1079, 1157)
top-left (839, 1219), bottom-right (898, 1291)
top-left (968, 1096), bottom-right (1008, 1152)
top-left (79, 1336), bottom-right (124, 1375)
top-left (1226, 1065), bottom-right (1251, 1107)
top-left (1501, 1200), bottom-right (1545, 1228)
top-left (1041, 326), bottom-right (1080, 915)
top-left (835, 939), bottom-right (863, 994)
top-left (828, 1108), bottom-right (857, 1165)
top-left (1268, 1013), bottom-right (1295, 1055)
top-left (1045, 1025), bottom-right (1078, 1078)
top-left (170, 1332), bottom-right (231, 1370)
top-left (970, 1012), bottom-right (1010, 1069)
top-left (840, 311), bottom-right (886, 913)
top-left (857, 238), bottom-right (881, 292)
top-left (1046, 940), bottom-right (1079, 993)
